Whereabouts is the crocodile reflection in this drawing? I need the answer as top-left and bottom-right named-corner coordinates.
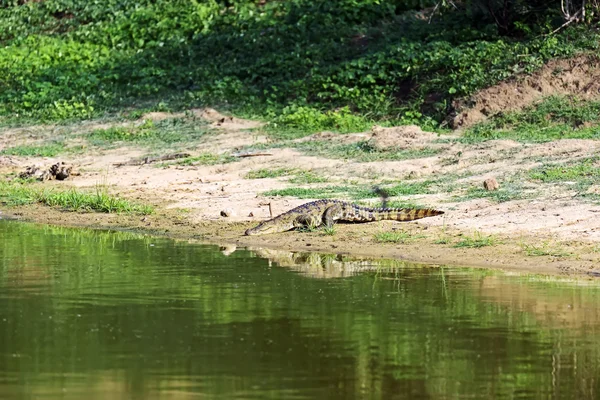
top-left (223, 245), bottom-right (429, 278)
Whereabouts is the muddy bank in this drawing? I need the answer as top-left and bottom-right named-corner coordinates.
top-left (2, 201), bottom-right (600, 278)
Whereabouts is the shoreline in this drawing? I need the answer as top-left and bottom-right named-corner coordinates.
top-left (3, 203), bottom-right (600, 278)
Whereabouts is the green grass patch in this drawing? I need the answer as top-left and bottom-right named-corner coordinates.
top-left (520, 242), bottom-right (573, 258)
top-left (87, 118), bottom-right (212, 149)
top-left (529, 159), bottom-right (600, 183)
top-left (293, 140), bottom-right (441, 162)
top-left (453, 231), bottom-right (499, 248)
top-left (245, 168), bottom-right (296, 179)
top-left (288, 170), bottom-right (329, 184)
top-left (0, 182), bottom-right (153, 214)
top-left (374, 230), bottom-right (425, 244)
top-left (262, 181), bottom-right (434, 200)
top-left (464, 96), bottom-right (600, 143)
top-left (0, 143), bottom-right (65, 157)
top-left (456, 185), bottom-right (528, 203)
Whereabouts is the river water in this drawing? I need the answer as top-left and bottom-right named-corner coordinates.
top-left (1, 220), bottom-right (600, 399)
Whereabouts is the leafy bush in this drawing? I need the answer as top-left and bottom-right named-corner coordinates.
top-left (0, 0), bottom-right (598, 127)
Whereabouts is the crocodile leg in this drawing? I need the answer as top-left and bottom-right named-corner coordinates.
top-left (294, 214), bottom-right (323, 230)
top-left (323, 203), bottom-right (344, 228)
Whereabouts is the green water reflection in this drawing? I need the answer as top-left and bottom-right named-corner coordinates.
top-left (1, 220), bottom-right (600, 399)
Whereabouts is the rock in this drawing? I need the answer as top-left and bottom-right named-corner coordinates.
top-left (220, 208), bottom-right (236, 217)
top-left (483, 178), bottom-right (500, 191)
top-left (248, 211), bottom-right (254, 217)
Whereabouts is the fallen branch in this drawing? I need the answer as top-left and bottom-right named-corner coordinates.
top-left (113, 152), bottom-right (191, 167)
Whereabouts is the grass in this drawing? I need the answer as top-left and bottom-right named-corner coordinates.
top-left (288, 170), bottom-right (329, 184)
top-left (453, 231), bottom-right (499, 248)
top-left (321, 226), bottom-right (337, 236)
top-left (292, 140), bottom-right (441, 162)
top-left (463, 96), bottom-right (600, 144)
top-left (0, 181), bottom-right (153, 214)
top-left (520, 241), bottom-right (573, 258)
top-left (529, 158), bottom-right (600, 196)
top-left (262, 180), bottom-right (435, 200)
top-left (0, 143), bottom-right (65, 157)
top-left (374, 230), bottom-right (425, 244)
top-left (529, 158), bottom-right (600, 183)
top-left (456, 184), bottom-right (529, 203)
top-left (245, 168), bottom-right (296, 179)
top-left (87, 118), bottom-right (213, 149)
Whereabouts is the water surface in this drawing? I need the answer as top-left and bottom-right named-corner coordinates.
top-left (1, 220), bottom-right (600, 399)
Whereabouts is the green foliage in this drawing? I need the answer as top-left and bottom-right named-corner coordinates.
top-left (0, 0), bottom-right (598, 126)
top-left (0, 142), bottom-right (65, 157)
top-left (0, 181), bottom-right (153, 214)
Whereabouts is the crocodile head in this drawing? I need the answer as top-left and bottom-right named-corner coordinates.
top-left (244, 221), bottom-right (275, 236)
top-left (245, 219), bottom-right (294, 236)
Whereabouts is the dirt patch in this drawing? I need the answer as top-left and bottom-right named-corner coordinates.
top-left (452, 54), bottom-right (600, 128)
top-left (368, 125), bottom-right (440, 150)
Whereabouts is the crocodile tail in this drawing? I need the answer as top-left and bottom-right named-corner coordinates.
top-left (388, 208), bottom-right (444, 221)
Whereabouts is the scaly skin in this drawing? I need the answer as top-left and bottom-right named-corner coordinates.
top-left (244, 199), bottom-right (444, 236)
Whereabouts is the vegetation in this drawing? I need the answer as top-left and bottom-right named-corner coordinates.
top-left (0, 142), bottom-right (66, 157)
top-left (0, 0), bottom-right (599, 129)
top-left (0, 181), bottom-right (153, 214)
top-left (453, 231), bottom-right (499, 248)
top-left (262, 180), bottom-right (435, 200)
top-left (464, 96), bottom-right (600, 143)
top-left (374, 229), bottom-right (425, 244)
top-left (521, 241), bottom-right (573, 257)
top-left (245, 168), bottom-right (296, 180)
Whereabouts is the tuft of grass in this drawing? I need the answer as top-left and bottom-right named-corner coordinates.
top-left (245, 168), bottom-right (296, 179)
top-left (321, 226), bottom-right (337, 236)
top-left (0, 182), bottom-right (153, 214)
top-left (453, 231), bottom-right (499, 248)
top-left (520, 241), bottom-right (573, 257)
top-left (0, 143), bottom-right (65, 157)
top-left (374, 230), bottom-right (425, 244)
top-left (288, 170), bottom-right (329, 184)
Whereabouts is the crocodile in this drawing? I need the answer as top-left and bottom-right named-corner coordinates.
top-left (245, 199), bottom-right (444, 236)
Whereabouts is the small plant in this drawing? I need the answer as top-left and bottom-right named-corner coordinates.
top-left (321, 226), bottom-right (337, 236)
top-left (453, 231), bottom-right (499, 248)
